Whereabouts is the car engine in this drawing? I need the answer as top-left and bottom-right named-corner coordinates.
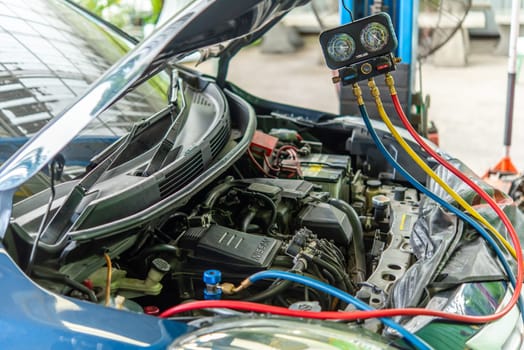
top-left (6, 128), bottom-right (420, 318)
top-left (2, 72), bottom-right (432, 330)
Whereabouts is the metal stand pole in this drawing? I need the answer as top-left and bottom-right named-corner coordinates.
top-left (488, 0), bottom-right (521, 175)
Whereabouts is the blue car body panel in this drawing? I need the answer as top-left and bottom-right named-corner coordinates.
top-left (0, 243), bottom-right (189, 348)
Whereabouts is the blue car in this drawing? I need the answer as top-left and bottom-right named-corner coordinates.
top-left (0, 0), bottom-right (522, 349)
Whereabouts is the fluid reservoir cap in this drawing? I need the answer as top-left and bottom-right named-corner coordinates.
top-left (366, 179), bottom-right (382, 188)
top-left (372, 194), bottom-right (391, 208)
top-left (203, 269), bottom-right (222, 285)
top-left (152, 258), bottom-right (171, 273)
top-left (144, 305), bottom-right (160, 316)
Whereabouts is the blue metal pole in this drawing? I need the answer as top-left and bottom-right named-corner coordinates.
top-left (397, 0), bottom-right (417, 64)
top-left (338, 0), bottom-right (354, 23)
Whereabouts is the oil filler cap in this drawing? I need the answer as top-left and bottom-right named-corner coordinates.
top-left (152, 258), bottom-right (171, 273)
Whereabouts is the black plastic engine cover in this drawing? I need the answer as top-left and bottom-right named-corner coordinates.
top-left (241, 178), bottom-right (316, 199)
top-left (178, 224), bottom-right (281, 269)
top-left (297, 202), bottom-right (353, 246)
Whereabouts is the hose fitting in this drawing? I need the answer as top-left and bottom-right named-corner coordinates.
top-left (203, 269), bottom-right (222, 300)
top-left (367, 79), bottom-right (383, 108)
top-left (230, 278), bottom-right (252, 294)
top-left (351, 84), bottom-right (364, 106)
top-left (385, 73), bottom-right (396, 95)
top-left (220, 282), bottom-right (235, 295)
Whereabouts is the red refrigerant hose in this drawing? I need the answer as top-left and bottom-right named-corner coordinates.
top-left (160, 298), bottom-right (518, 322)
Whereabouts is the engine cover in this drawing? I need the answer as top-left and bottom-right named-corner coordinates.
top-left (298, 202), bottom-right (353, 246)
top-left (177, 224), bottom-right (282, 270)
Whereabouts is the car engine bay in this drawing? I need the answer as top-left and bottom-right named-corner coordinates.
top-left (1, 69), bottom-right (428, 314)
top-left (3, 58), bottom-right (523, 350)
top-left (1, 1), bottom-right (524, 348)
top-left (3, 65), bottom-right (509, 334)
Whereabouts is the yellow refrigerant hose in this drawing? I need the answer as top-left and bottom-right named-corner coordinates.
top-left (367, 78), bottom-right (517, 259)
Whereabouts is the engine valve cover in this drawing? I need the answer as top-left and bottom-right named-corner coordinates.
top-left (178, 224), bottom-right (281, 269)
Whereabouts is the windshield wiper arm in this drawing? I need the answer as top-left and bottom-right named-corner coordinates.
top-left (39, 126), bottom-right (140, 245)
top-left (143, 73), bottom-right (189, 176)
top-left (40, 70), bottom-right (190, 244)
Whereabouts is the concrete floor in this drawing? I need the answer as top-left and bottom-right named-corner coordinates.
top-left (421, 42), bottom-right (524, 176)
top-left (198, 36), bottom-right (524, 176)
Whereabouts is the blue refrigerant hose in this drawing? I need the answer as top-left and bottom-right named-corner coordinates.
top-left (356, 103), bottom-right (524, 320)
top-left (248, 270), bottom-right (431, 350)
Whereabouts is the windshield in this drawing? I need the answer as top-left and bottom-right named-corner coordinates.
top-left (0, 0), bottom-right (310, 199)
top-left (0, 0), bottom-right (168, 138)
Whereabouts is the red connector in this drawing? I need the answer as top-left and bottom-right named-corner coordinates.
top-left (250, 131), bottom-right (279, 157)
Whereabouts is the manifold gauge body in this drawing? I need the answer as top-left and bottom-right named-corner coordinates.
top-left (319, 13), bottom-right (397, 70)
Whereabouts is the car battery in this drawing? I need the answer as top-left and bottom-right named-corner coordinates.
top-left (299, 153), bottom-right (350, 202)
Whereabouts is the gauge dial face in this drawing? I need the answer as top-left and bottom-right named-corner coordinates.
top-left (360, 22), bottom-right (389, 52)
top-left (327, 33), bottom-right (356, 62)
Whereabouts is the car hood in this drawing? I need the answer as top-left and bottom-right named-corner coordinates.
top-left (0, 0), bottom-right (307, 236)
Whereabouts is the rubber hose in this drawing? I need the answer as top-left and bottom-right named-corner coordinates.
top-left (327, 198), bottom-right (366, 282)
top-left (33, 268), bottom-right (97, 303)
top-left (203, 179), bottom-right (236, 209)
top-left (242, 191), bottom-right (278, 234)
top-left (312, 256), bottom-right (352, 293)
top-left (246, 279), bottom-right (293, 302)
top-left (241, 209), bottom-right (257, 232)
top-left (132, 244), bottom-right (179, 262)
top-left (246, 259), bottom-right (305, 302)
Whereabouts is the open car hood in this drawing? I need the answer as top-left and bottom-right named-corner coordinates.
top-left (0, 0), bottom-right (307, 232)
